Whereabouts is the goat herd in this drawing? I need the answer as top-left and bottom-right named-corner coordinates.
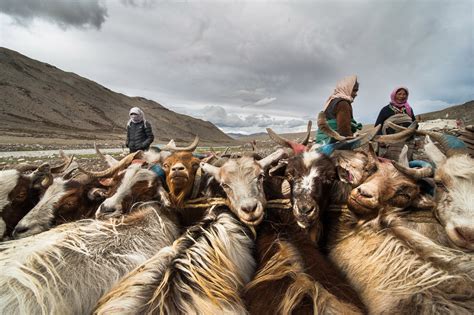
top-left (0, 113), bottom-right (473, 314)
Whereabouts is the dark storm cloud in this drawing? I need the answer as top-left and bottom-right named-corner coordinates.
top-left (0, 0), bottom-right (107, 29)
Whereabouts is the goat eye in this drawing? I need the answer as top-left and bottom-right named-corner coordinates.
top-left (14, 192), bottom-right (27, 201)
top-left (435, 182), bottom-right (448, 192)
top-left (221, 183), bottom-right (230, 189)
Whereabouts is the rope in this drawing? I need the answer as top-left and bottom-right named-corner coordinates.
top-left (183, 197), bottom-right (293, 209)
top-left (403, 210), bottom-right (439, 224)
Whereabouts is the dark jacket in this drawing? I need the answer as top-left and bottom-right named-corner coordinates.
top-left (126, 121), bottom-right (154, 152)
top-left (325, 98), bottom-right (354, 137)
top-left (375, 104), bottom-right (415, 135)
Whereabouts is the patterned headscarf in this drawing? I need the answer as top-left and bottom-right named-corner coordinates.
top-left (390, 87), bottom-right (413, 117)
top-left (323, 75), bottom-right (358, 111)
top-left (128, 107), bottom-right (146, 126)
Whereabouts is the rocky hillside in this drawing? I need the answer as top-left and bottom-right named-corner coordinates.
top-left (417, 100), bottom-right (474, 125)
top-left (0, 47), bottom-right (236, 146)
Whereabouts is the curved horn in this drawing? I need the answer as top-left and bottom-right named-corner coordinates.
top-left (78, 151), bottom-right (143, 178)
top-left (250, 140), bottom-right (257, 151)
top-left (416, 130), bottom-right (467, 157)
top-left (393, 160), bottom-right (434, 180)
top-left (266, 128), bottom-right (307, 154)
top-left (161, 135), bottom-right (199, 152)
top-left (266, 127), bottom-right (292, 147)
top-left (300, 120), bottom-right (312, 145)
top-left (367, 143), bottom-right (380, 167)
top-left (316, 125), bottom-right (380, 156)
top-left (94, 142), bottom-right (107, 161)
top-left (317, 111), bottom-right (346, 141)
top-left (373, 121), bottom-right (417, 144)
top-left (398, 145), bottom-right (409, 167)
top-left (51, 154), bottom-right (74, 174)
top-left (14, 164), bottom-right (40, 173)
top-left (222, 147), bottom-right (230, 156)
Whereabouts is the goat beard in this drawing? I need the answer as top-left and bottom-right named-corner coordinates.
top-left (169, 185), bottom-right (193, 208)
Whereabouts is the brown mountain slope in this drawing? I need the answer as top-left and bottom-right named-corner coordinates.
top-left (0, 47), bottom-right (236, 146)
top-left (416, 100), bottom-right (474, 125)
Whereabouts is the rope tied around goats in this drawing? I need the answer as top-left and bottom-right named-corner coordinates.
top-left (183, 197), bottom-right (293, 209)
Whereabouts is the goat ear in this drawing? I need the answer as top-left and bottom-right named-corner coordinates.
top-left (99, 178), bottom-right (115, 187)
top-left (87, 188), bottom-right (108, 201)
top-left (411, 193), bottom-right (436, 211)
top-left (258, 148), bottom-right (287, 169)
top-left (31, 165), bottom-right (53, 189)
top-left (200, 162), bottom-right (221, 181)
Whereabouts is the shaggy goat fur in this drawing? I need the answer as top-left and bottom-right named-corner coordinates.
top-left (244, 208), bottom-right (364, 315)
top-left (328, 208), bottom-right (474, 314)
top-left (94, 206), bottom-right (255, 315)
top-left (0, 204), bottom-right (180, 315)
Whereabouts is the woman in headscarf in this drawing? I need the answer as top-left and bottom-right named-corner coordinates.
top-left (374, 87), bottom-right (416, 159)
top-left (374, 86), bottom-right (415, 133)
top-left (315, 75), bottom-right (362, 144)
top-left (125, 107), bottom-right (154, 153)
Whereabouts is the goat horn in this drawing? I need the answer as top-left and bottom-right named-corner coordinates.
top-left (161, 135), bottom-right (200, 152)
top-left (51, 154), bottom-right (74, 174)
top-left (15, 164), bottom-right (41, 173)
top-left (94, 142), bottom-right (107, 161)
top-left (300, 120), bottom-right (312, 145)
top-left (385, 121), bottom-right (406, 132)
top-left (317, 111), bottom-right (346, 141)
top-left (266, 127), bottom-right (292, 147)
top-left (78, 151), bottom-right (143, 178)
top-left (393, 161), bottom-right (433, 180)
top-left (367, 143), bottom-right (380, 167)
top-left (373, 121), bottom-right (417, 144)
top-left (266, 127), bottom-right (307, 154)
top-left (416, 130), bottom-right (467, 157)
top-left (316, 125), bottom-right (380, 156)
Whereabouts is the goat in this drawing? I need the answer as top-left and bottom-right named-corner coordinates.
top-left (323, 144), bottom-right (473, 313)
top-left (386, 123), bottom-right (474, 251)
top-left (94, 149), bottom-right (287, 314)
top-left (244, 202), bottom-right (366, 314)
top-left (0, 156), bottom-right (73, 240)
top-left (94, 205), bottom-right (255, 314)
top-left (12, 152), bottom-right (143, 239)
top-left (92, 162), bottom-right (169, 220)
top-left (266, 120), bottom-right (379, 243)
top-left (0, 203), bottom-right (180, 315)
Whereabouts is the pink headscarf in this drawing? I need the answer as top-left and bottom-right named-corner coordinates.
top-left (390, 86), bottom-right (413, 117)
top-left (323, 75), bottom-right (358, 111)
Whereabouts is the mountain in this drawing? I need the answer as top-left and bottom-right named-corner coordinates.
top-left (416, 100), bottom-right (474, 125)
top-left (0, 47), bottom-right (236, 146)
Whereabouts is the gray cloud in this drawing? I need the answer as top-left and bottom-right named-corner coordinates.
top-left (0, 0), bottom-right (472, 134)
top-left (186, 105), bottom-right (307, 133)
top-left (0, 0), bottom-right (107, 29)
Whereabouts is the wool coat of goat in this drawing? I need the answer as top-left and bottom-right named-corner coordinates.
top-left (94, 206), bottom-right (255, 315)
top-left (0, 204), bottom-right (180, 315)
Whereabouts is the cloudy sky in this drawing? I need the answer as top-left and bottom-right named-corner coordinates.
top-left (0, 0), bottom-right (472, 134)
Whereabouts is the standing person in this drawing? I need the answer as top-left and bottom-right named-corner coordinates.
top-left (315, 75), bottom-right (362, 144)
top-left (125, 107), bottom-right (154, 153)
top-left (374, 87), bottom-right (416, 159)
top-left (374, 86), bottom-right (415, 134)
